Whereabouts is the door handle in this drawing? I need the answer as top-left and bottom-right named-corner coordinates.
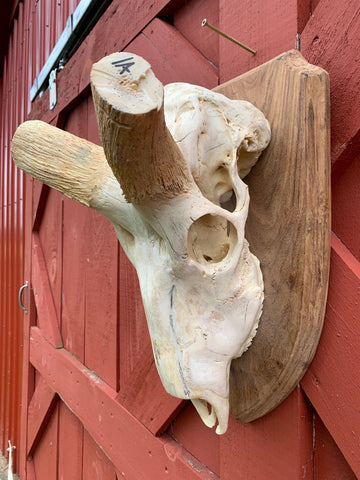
top-left (18, 281), bottom-right (28, 314)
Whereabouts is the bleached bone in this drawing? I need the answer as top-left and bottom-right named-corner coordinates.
top-left (12, 52), bottom-right (270, 434)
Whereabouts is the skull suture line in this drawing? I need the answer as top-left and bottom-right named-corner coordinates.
top-left (12, 53), bottom-right (270, 435)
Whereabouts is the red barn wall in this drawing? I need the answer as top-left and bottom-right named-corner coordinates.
top-left (0, 0), bottom-right (81, 467)
top-left (0, 0), bottom-right (359, 478)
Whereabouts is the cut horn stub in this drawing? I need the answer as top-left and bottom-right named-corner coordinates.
top-left (90, 52), bottom-right (193, 204)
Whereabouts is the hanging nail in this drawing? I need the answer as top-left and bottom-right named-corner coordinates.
top-left (201, 19), bottom-right (256, 55)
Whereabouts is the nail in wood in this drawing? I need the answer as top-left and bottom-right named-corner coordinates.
top-left (202, 19), bottom-right (256, 55)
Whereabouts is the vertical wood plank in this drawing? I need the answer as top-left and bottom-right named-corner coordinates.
top-left (171, 403), bottom-right (220, 476)
top-left (82, 430), bottom-right (117, 480)
top-left (301, 0), bottom-right (360, 178)
top-left (58, 100), bottom-right (89, 480)
top-left (173, 0), bottom-right (219, 68)
top-left (61, 198), bottom-right (87, 360)
top-left (220, 388), bottom-right (313, 480)
top-left (301, 234), bottom-right (360, 477)
top-left (38, 188), bottom-right (63, 322)
top-left (58, 402), bottom-right (84, 480)
top-left (332, 153), bottom-right (360, 262)
top-left (313, 413), bottom-right (357, 480)
top-left (61, 97), bottom-right (88, 362)
top-left (296, 0), bottom-right (311, 33)
top-left (83, 208), bottom-right (119, 389)
top-left (118, 250), bottom-right (149, 390)
top-left (219, 0), bottom-right (298, 82)
top-left (20, 174), bottom-right (35, 479)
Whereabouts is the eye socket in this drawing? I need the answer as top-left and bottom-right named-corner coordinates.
top-left (219, 189), bottom-right (236, 212)
top-left (187, 214), bottom-right (237, 265)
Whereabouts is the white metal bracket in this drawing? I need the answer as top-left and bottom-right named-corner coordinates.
top-left (49, 69), bottom-right (57, 110)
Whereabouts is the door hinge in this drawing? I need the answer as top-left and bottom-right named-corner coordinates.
top-left (49, 61), bottom-right (65, 110)
top-left (49, 68), bottom-right (57, 110)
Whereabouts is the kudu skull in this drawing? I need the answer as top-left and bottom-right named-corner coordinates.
top-left (12, 52), bottom-right (270, 434)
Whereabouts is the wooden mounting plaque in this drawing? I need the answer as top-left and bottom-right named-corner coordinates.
top-left (215, 50), bottom-right (331, 423)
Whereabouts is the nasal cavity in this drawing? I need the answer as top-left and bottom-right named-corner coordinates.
top-left (187, 214), bottom-right (237, 265)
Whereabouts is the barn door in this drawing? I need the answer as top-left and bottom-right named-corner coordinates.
top-left (20, 1), bottom-right (360, 479)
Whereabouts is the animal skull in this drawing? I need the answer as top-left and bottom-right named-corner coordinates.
top-left (12, 52), bottom-right (270, 434)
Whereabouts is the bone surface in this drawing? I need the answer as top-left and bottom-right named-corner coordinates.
top-left (12, 52), bottom-right (270, 434)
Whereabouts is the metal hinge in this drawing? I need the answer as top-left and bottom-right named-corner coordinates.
top-left (49, 61), bottom-right (64, 110)
top-left (30, 0), bottom-right (111, 109)
top-left (49, 69), bottom-right (57, 110)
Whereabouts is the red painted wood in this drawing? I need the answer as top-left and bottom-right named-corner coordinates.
top-left (32, 234), bottom-right (63, 348)
top-left (332, 152), bottom-right (360, 263)
top-left (301, 0), bottom-right (360, 178)
top-left (0, 0), bottom-right (165, 472)
top-left (117, 338), bottom-right (184, 435)
top-left (83, 208), bottom-right (119, 388)
top-left (313, 413), bottom-right (357, 480)
top-left (61, 199), bottom-right (87, 361)
top-left (60, 97), bottom-right (87, 363)
top-left (170, 403), bottom-right (220, 476)
top-left (38, 188), bottom-right (63, 322)
top-left (64, 97), bottom-right (120, 389)
top-left (83, 430), bottom-right (117, 480)
top-left (32, 402), bottom-right (59, 480)
top-left (219, 0), bottom-right (299, 82)
top-left (220, 387), bottom-right (313, 480)
top-left (29, 326), bottom-right (219, 480)
top-left (87, 95), bottom-right (102, 146)
top-left (301, 233), bottom-right (360, 477)
top-left (310, 0), bottom-right (321, 12)
top-left (296, 0), bottom-right (311, 33)
top-left (6, 7), bottom-right (25, 464)
top-left (57, 402), bottom-right (84, 480)
top-left (26, 375), bottom-right (57, 457)
top-left (120, 18), bottom-right (218, 88)
top-left (118, 250), bottom-right (149, 389)
top-left (32, 183), bottom-right (49, 232)
top-left (0, 0), bottom-right (26, 463)
top-left (26, 460), bottom-right (36, 480)
top-left (173, 0), bottom-right (219, 67)
top-left (80, 220), bottom-right (117, 385)
top-left (20, 176), bottom-right (35, 479)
